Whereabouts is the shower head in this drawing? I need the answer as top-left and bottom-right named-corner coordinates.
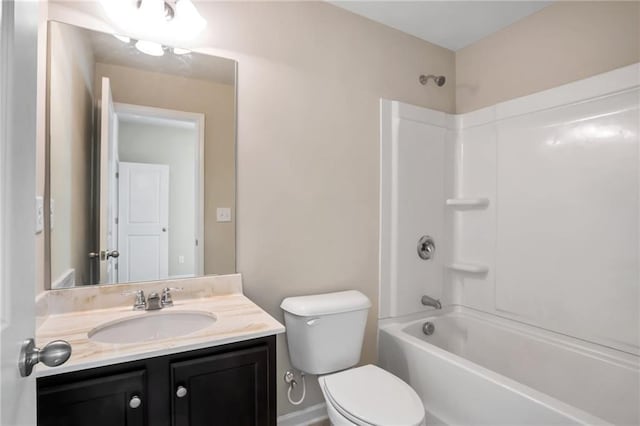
top-left (419, 74), bottom-right (446, 87)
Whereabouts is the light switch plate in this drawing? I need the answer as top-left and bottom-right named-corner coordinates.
top-left (35, 196), bottom-right (44, 234)
top-left (216, 207), bottom-right (232, 222)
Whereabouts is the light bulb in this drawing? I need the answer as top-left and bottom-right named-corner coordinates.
top-left (138, 0), bottom-right (166, 34)
top-left (135, 40), bottom-right (165, 56)
top-left (173, 0), bottom-right (206, 39)
top-left (139, 0), bottom-right (165, 20)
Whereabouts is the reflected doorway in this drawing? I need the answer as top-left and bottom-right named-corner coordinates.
top-left (93, 97), bottom-right (205, 284)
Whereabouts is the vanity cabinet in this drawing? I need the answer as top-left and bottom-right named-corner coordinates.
top-left (37, 336), bottom-right (276, 426)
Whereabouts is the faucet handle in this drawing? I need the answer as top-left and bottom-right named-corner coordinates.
top-left (161, 287), bottom-right (183, 307)
top-left (122, 290), bottom-right (146, 310)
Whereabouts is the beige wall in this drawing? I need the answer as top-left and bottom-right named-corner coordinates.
top-left (95, 63), bottom-right (236, 276)
top-left (48, 22), bottom-right (94, 286)
top-left (456, 1), bottom-right (640, 113)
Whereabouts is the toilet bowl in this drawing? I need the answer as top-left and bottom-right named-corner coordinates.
top-left (280, 291), bottom-right (426, 426)
top-left (319, 364), bottom-right (425, 426)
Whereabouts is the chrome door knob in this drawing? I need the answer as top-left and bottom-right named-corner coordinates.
top-left (129, 395), bottom-right (142, 409)
top-left (176, 386), bottom-right (188, 398)
top-left (107, 250), bottom-right (120, 259)
top-left (18, 339), bottom-right (71, 377)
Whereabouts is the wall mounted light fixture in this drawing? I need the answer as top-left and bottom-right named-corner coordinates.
top-left (100, 0), bottom-right (206, 46)
top-left (111, 33), bottom-right (193, 57)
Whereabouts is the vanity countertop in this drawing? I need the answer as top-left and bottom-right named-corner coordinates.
top-left (36, 291), bottom-right (285, 377)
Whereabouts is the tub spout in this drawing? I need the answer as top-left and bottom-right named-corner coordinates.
top-left (421, 295), bottom-right (442, 309)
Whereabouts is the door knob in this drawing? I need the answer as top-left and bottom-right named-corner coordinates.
top-left (18, 338), bottom-right (71, 377)
top-left (106, 250), bottom-right (119, 259)
top-left (176, 386), bottom-right (188, 398)
top-left (129, 395), bottom-right (142, 409)
top-left (96, 250), bottom-right (120, 260)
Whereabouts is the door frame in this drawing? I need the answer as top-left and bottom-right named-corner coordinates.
top-left (99, 77), bottom-right (119, 284)
top-left (114, 103), bottom-right (205, 277)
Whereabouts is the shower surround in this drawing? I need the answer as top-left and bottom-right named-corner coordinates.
top-left (378, 63), bottom-right (639, 424)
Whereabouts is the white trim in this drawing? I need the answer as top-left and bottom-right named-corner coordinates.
top-left (277, 402), bottom-right (328, 426)
top-left (0, 0), bottom-right (5, 332)
top-left (114, 102), bottom-right (205, 277)
top-left (378, 99), bottom-right (392, 320)
top-left (391, 99), bottom-right (448, 127)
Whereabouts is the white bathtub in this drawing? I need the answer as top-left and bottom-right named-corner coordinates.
top-left (378, 307), bottom-right (639, 425)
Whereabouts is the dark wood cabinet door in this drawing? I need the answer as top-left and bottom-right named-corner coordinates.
top-left (171, 345), bottom-right (270, 426)
top-left (38, 370), bottom-right (146, 426)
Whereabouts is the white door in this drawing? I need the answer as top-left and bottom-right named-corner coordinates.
top-left (98, 77), bottom-right (119, 284)
top-left (0, 1), bottom-right (38, 424)
top-left (118, 162), bottom-right (170, 282)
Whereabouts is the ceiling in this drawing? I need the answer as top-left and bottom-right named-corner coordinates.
top-left (329, 1), bottom-right (553, 51)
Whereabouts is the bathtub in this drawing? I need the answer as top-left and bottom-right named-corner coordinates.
top-left (378, 306), bottom-right (639, 425)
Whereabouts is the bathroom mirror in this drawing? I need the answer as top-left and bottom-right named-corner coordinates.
top-left (45, 21), bottom-right (236, 289)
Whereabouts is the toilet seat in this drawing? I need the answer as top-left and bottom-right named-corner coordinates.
top-left (320, 365), bottom-right (425, 426)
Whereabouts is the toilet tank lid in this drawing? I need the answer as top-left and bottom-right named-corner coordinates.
top-left (281, 291), bottom-right (371, 316)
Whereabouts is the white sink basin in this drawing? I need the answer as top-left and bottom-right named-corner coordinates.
top-left (88, 311), bottom-right (217, 344)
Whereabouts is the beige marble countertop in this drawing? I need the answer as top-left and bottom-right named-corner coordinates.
top-left (36, 292), bottom-right (285, 377)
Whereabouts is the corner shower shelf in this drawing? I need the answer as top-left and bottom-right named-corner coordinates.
top-left (446, 198), bottom-right (490, 208)
top-left (447, 262), bottom-right (489, 274)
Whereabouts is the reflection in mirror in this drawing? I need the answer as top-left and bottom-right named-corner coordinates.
top-left (47, 21), bottom-right (236, 289)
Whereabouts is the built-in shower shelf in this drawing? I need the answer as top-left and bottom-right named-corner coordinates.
top-left (446, 198), bottom-right (490, 208)
top-left (447, 262), bottom-right (489, 274)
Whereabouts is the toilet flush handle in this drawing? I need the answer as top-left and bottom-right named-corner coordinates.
top-left (306, 318), bottom-right (320, 326)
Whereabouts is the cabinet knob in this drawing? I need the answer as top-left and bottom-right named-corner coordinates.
top-left (176, 386), bottom-right (188, 398)
top-left (129, 395), bottom-right (142, 409)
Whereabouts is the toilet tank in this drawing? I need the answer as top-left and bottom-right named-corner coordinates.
top-left (281, 290), bottom-right (371, 375)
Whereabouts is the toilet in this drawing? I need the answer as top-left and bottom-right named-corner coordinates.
top-left (281, 290), bottom-right (425, 426)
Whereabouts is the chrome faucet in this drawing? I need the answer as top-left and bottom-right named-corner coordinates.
top-left (122, 290), bottom-right (147, 311)
top-left (421, 295), bottom-right (442, 309)
top-left (161, 287), bottom-right (183, 307)
top-left (122, 287), bottom-right (183, 311)
top-left (146, 292), bottom-right (162, 310)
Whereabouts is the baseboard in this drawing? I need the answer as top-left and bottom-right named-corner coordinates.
top-left (277, 402), bottom-right (328, 426)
